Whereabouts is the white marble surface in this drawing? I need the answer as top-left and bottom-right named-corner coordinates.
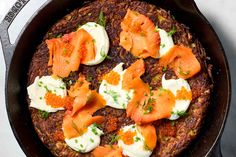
top-left (0, 0), bottom-right (235, 156)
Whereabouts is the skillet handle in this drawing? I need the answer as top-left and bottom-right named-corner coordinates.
top-left (0, 0), bottom-right (30, 69)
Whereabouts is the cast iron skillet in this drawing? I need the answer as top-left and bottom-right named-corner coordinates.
top-left (0, 0), bottom-right (231, 156)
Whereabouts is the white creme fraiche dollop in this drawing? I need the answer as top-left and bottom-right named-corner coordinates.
top-left (118, 124), bottom-right (152, 157)
top-left (27, 76), bottom-right (67, 112)
top-left (99, 63), bottom-right (134, 109)
top-left (162, 74), bottom-right (192, 120)
top-left (158, 28), bottom-right (174, 57)
top-left (79, 22), bottom-right (109, 65)
top-left (65, 124), bottom-right (103, 153)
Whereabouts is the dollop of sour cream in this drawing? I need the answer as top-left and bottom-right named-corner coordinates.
top-left (158, 28), bottom-right (174, 57)
top-left (65, 124), bottom-right (103, 153)
top-left (27, 76), bottom-right (67, 112)
top-left (162, 74), bottom-right (192, 120)
top-left (99, 63), bottom-right (134, 109)
top-left (118, 124), bottom-right (152, 157)
top-left (79, 22), bottom-right (109, 65)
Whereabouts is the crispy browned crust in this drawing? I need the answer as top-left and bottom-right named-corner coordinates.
top-left (27, 0), bottom-right (213, 156)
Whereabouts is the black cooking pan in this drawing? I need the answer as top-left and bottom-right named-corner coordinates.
top-left (0, 0), bottom-right (231, 156)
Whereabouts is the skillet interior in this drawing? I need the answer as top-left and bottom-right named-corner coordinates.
top-left (5, 0), bottom-right (230, 156)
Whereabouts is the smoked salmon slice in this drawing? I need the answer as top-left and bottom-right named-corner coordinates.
top-left (62, 90), bottom-right (106, 139)
top-left (92, 145), bottom-right (123, 157)
top-left (63, 111), bottom-right (104, 139)
top-left (137, 124), bottom-right (157, 150)
top-left (120, 9), bottom-right (160, 58)
top-left (68, 75), bottom-right (92, 115)
top-left (122, 60), bottom-right (175, 124)
top-left (46, 29), bottom-right (95, 78)
top-left (131, 88), bottom-right (175, 124)
top-left (122, 59), bottom-right (145, 90)
top-left (159, 45), bottom-right (201, 79)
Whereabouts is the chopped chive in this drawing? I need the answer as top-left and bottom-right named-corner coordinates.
top-left (97, 11), bottom-right (106, 27)
top-left (109, 134), bottom-right (120, 145)
top-left (75, 139), bottom-right (78, 143)
top-left (44, 85), bottom-right (51, 92)
top-left (90, 138), bottom-right (94, 143)
top-left (168, 26), bottom-right (177, 36)
top-left (106, 55), bottom-right (113, 60)
top-left (80, 144), bottom-right (84, 148)
top-left (87, 76), bottom-right (93, 82)
top-left (126, 93), bottom-right (131, 100)
top-left (60, 86), bottom-right (65, 90)
top-left (135, 137), bottom-right (141, 142)
top-left (39, 97), bottom-right (42, 100)
top-left (93, 123), bottom-right (102, 129)
top-left (162, 66), bottom-right (167, 72)
top-left (160, 43), bottom-right (166, 48)
top-left (38, 110), bottom-right (50, 119)
top-left (56, 33), bottom-right (62, 38)
top-left (144, 106), bottom-right (153, 114)
top-left (65, 60), bottom-right (70, 64)
top-left (172, 110), bottom-right (189, 117)
top-left (154, 25), bottom-right (159, 32)
top-left (179, 68), bottom-right (190, 76)
top-left (106, 90), bottom-right (119, 104)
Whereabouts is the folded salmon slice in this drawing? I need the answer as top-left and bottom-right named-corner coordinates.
top-left (137, 124), bottom-right (157, 150)
top-left (92, 145), bottom-right (123, 157)
top-left (159, 45), bottom-right (201, 79)
top-left (120, 9), bottom-right (160, 58)
top-left (123, 60), bottom-right (175, 124)
top-left (68, 75), bottom-right (92, 115)
top-left (63, 111), bottom-right (104, 139)
top-left (46, 29), bottom-right (95, 78)
top-left (132, 88), bottom-right (175, 124)
top-left (63, 90), bottom-right (105, 139)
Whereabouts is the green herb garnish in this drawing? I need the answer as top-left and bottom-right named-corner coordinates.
top-left (179, 68), bottom-right (190, 76)
top-left (144, 106), bottom-right (153, 114)
top-left (105, 90), bottom-right (119, 104)
top-left (135, 137), bottom-right (141, 142)
top-left (91, 126), bottom-right (99, 135)
top-left (97, 11), bottom-right (106, 27)
top-left (87, 76), bottom-right (93, 82)
top-left (109, 134), bottom-right (120, 145)
top-left (126, 93), bottom-right (131, 100)
top-left (172, 110), bottom-right (189, 117)
top-left (90, 138), bottom-right (94, 143)
top-left (168, 26), bottom-right (177, 36)
top-left (56, 33), bottom-right (62, 38)
top-left (93, 123), bottom-right (102, 129)
top-left (44, 85), bottom-right (51, 92)
top-left (38, 110), bottom-right (50, 119)
top-left (160, 43), bottom-right (166, 48)
top-left (162, 66), bottom-right (167, 72)
top-left (154, 25), bottom-right (159, 32)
